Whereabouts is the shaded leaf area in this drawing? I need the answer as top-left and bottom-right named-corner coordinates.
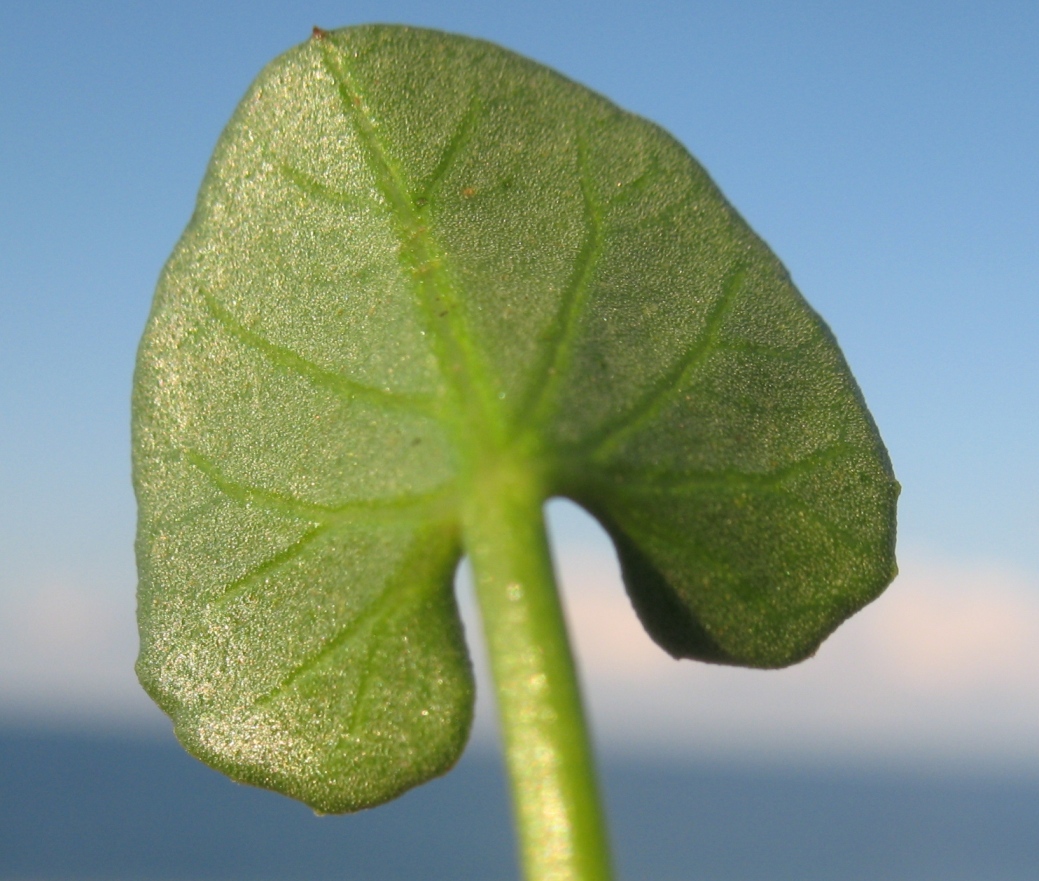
top-left (576, 442), bottom-right (895, 666)
top-left (134, 25), bottom-right (896, 811)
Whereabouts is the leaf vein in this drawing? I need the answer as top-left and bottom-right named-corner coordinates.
top-left (516, 135), bottom-right (604, 429)
top-left (214, 525), bottom-right (328, 605)
top-left (417, 92), bottom-right (481, 201)
top-left (581, 444), bottom-right (862, 550)
top-left (188, 450), bottom-right (455, 526)
top-left (316, 40), bottom-right (498, 433)
top-left (581, 442), bottom-right (851, 495)
top-left (274, 160), bottom-right (377, 211)
top-left (188, 450), bottom-right (339, 522)
top-left (345, 636), bottom-right (381, 736)
top-left (201, 288), bottom-right (439, 417)
top-left (254, 571), bottom-right (402, 706)
top-left (582, 264), bottom-right (747, 460)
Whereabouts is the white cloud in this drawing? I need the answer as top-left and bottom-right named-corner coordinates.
top-left (4, 539), bottom-right (1038, 773)
top-left (0, 574), bottom-right (163, 729)
top-left (868, 562), bottom-right (1039, 693)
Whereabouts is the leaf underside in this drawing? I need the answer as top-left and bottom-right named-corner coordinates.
top-left (133, 25), bottom-right (898, 813)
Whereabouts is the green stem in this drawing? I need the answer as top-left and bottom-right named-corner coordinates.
top-left (462, 458), bottom-right (614, 881)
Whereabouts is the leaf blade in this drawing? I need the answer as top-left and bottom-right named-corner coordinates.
top-left (134, 24), bottom-right (897, 813)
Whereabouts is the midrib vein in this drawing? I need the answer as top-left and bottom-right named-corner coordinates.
top-left (318, 41), bottom-right (501, 448)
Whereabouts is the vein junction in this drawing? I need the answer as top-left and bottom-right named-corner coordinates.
top-left (315, 41), bottom-right (503, 454)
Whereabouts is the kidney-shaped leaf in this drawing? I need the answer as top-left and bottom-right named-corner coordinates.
top-left (133, 25), bottom-right (898, 813)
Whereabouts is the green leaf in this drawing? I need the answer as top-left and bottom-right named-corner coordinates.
top-left (133, 25), bottom-right (898, 813)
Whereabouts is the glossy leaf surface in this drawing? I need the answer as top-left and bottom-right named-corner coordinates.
top-left (133, 25), bottom-right (898, 813)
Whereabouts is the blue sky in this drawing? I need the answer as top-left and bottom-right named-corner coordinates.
top-left (1, 1), bottom-right (1037, 766)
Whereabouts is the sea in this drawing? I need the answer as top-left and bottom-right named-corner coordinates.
top-left (2, 728), bottom-right (1037, 880)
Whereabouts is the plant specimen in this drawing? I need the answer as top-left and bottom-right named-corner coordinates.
top-left (132, 25), bottom-right (898, 881)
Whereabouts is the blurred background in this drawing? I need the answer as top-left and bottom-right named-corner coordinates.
top-left (1, 1), bottom-right (1036, 878)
